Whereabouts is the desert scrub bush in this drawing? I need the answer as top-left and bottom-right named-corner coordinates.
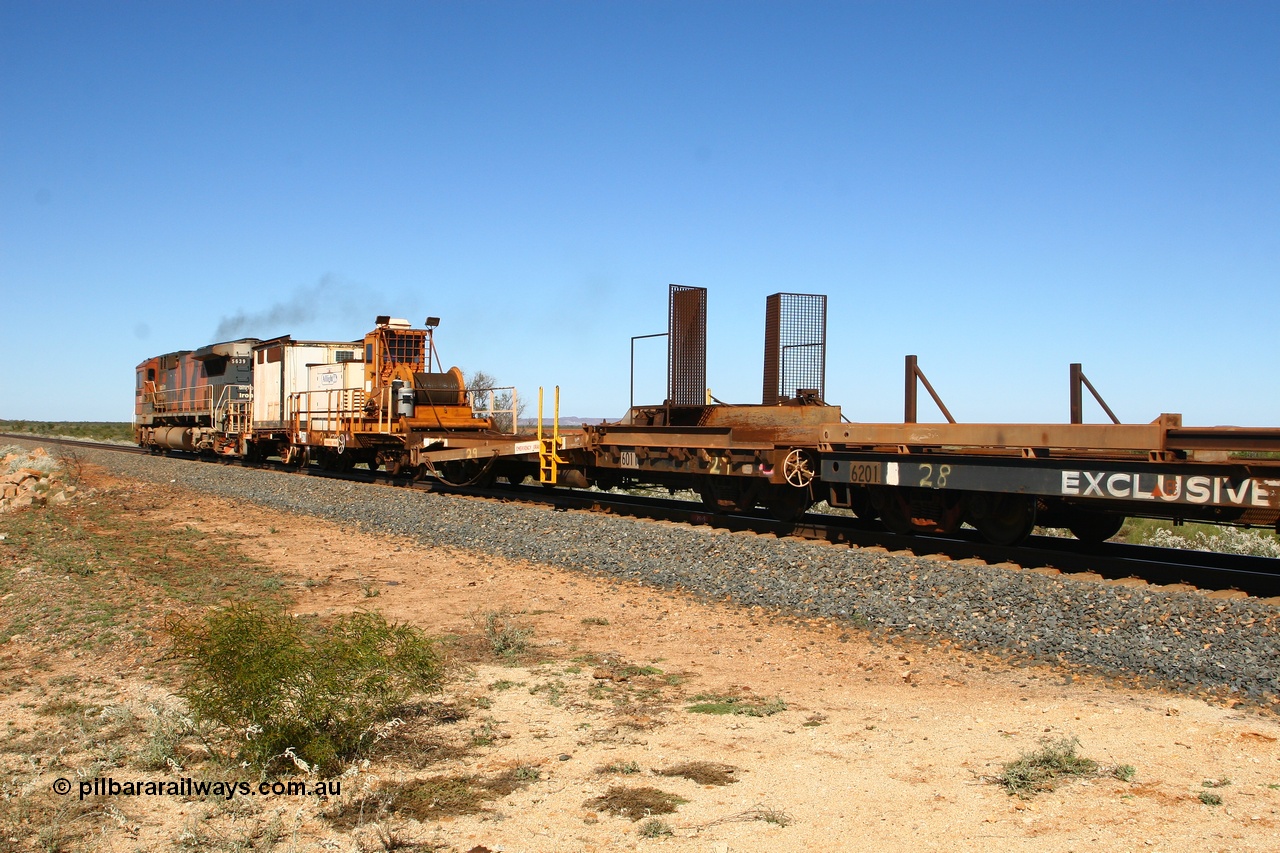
top-left (0, 420), bottom-right (133, 443)
top-left (1119, 517), bottom-right (1280, 557)
top-left (638, 818), bottom-right (673, 838)
top-left (477, 609), bottom-right (531, 661)
top-left (167, 603), bottom-right (442, 774)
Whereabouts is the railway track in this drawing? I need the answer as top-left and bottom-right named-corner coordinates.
top-left (483, 483), bottom-right (1280, 600)
top-left (6, 433), bottom-right (1279, 600)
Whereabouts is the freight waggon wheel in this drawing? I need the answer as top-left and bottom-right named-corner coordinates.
top-left (871, 487), bottom-right (914, 535)
top-left (700, 477), bottom-right (752, 514)
top-left (973, 494), bottom-right (1037, 546)
top-left (767, 484), bottom-right (813, 522)
top-left (1066, 509), bottom-right (1125, 544)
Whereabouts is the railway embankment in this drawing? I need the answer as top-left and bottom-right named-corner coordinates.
top-left (70, 444), bottom-right (1280, 711)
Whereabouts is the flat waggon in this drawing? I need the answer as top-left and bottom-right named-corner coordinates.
top-left (134, 289), bottom-right (1280, 547)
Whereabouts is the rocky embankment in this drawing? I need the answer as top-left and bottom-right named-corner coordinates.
top-left (0, 446), bottom-right (79, 513)
top-left (8, 440), bottom-right (1280, 711)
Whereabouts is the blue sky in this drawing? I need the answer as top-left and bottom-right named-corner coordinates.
top-left (2, 1), bottom-right (1277, 425)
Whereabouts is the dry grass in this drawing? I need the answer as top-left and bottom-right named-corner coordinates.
top-left (327, 768), bottom-right (537, 828)
top-left (686, 691), bottom-right (786, 717)
top-left (583, 785), bottom-right (688, 821)
top-left (656, 760), bottom-right (740, 786)
top-left (0, 484), bottom-right (288, 650)
top-left (995, 737), bottom-right (1100, 797)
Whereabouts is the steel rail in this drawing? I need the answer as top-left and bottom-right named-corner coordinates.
top-left (473, 485), bottom-right (1280, 599)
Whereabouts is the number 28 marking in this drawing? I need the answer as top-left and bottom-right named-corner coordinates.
top-left (918, 464), bottom-right (952, 488)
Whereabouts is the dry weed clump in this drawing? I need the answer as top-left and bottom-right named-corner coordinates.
top-left (475, 609), bottom-right (533, 662)
top-left (686, 692), bottom-right (785, 717)
top-left (596, 760), bottom-right (642, 776)
top-left (583, 785), bottom-right (688, 821)
top-left (327, 768), bottom-right (537, 828)
top-left (656, 760), bottom-right (740, 786)
top-left (995, 737), bottom-right (1102, 797)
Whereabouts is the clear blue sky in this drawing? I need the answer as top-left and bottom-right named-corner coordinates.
top-left (3, 1), bottom-right (1277, 426)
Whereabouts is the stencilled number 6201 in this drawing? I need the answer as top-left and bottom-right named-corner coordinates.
top-left (917, 464), bottom-right (951, 488)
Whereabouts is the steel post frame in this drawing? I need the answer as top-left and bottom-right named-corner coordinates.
top-left (1070, 363), bottom-right (1121, 425)
top-left (904, 355), bottom-right (956, 424)
top-left (629, 332), bottom-right (668, 424)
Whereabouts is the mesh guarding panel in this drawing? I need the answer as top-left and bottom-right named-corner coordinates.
top-left (383, 331), bottom-right (424, 368)
top-left (762, 293), bottom-right (827, 404)
top-left (667, 284), bottom-right (707, 406)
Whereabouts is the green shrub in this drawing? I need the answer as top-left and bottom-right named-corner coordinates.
top-left (167, 603), bottom-right (442, 774)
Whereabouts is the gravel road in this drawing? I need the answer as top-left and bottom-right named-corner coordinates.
top-left (68, 446), bottom-right (1280, 708)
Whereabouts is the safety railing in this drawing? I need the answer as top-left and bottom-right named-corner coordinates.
top-left (467, 386), bottom-right (519, 434)
top-left (137, 383), bottom-right (214, 417)
top-left (214, 385), bottom-right (252, 434)
top-left (288, 387), bottom-right (396, 441)
top-left (288, 384), bottom-right (513, 443)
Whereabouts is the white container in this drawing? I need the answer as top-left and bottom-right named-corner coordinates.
top-left (303, 361), bottom-right (367, 433)
top-left (251, 338), bottom-right (362, 431)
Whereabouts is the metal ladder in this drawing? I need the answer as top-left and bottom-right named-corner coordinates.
top-left (537, 386), bottom-right (564, 485)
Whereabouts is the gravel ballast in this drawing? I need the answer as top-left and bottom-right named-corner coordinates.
top-left (63, 446), bottom-right (1280, 708)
